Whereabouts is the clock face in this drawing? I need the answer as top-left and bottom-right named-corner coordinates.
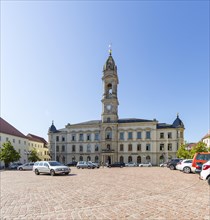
top-left (106, 104), bottom-right (112, 111)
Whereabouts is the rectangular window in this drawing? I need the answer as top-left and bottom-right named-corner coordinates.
top-left (128, 132), bottom-right (133, 140)
top-left (6, 137), bottom-right (9, 141)
top-left (95, 133), bottom-right (99, 141)
top-left (160, 144), bottom-right (164, 151)
top-left (62, 145), bottom-right (65, 152)
top-left (62, 136), bottom-right (65, 142)
top-left (95, 144), bottom-right (99, 151)
top-left (146, 131), bottom-right (151, 139)
top-left (120, 144), bottom-right (124, 151)
top-left (79, 134), bottom-right (84, 141)
top-left (128, 144), bottom-right (132, 151)
top-left (56, 145), bottom-right (59, 152)
top-left (80, 145), bottom-right (83, 152)
top-left (168, 132), bottom-right (172, 139)
top-left (18, 149), bottom-right (21, 154)
top-left (119, 132), bottom-right (124, 140)
top-left (137, 132), bottom-right (142, 139)
top-left (137, 144), bottom-right (141, 151)
top-left (87, 134), bottom-right (91, 141)
top-left (168, 143), bottom-right (172, 151)
top-left (56, 136), bottom-right (59, 142)
top-left (72, 134), bottom-right (76, 141)
top-left (160, 133), bottom-right (164, 139)
top-left (72, 145), bottom-right (75, 152)
top-left (146, 144), bottom-right (150, 151)
top-left (19, 140), bottom-right (21, 144)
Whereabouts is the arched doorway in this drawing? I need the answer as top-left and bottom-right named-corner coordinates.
top-left (137, 156), bottom-right (141, 164)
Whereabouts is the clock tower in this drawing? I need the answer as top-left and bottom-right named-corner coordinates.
top-left (101, 48), bottom-right (119, 123)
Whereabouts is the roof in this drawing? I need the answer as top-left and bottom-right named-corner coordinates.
top-left (71, 120), bottom-right (101, 126)
top-left (157, 123), bottom-right (174, 129)
top-left (118, 118), bottom-right (154, 123)
top-left (172, 115), bottom-right (184, 128)
top-left (202, 131), bottom-right (210, 140)
top-left (0, 117), bottom-right (26, 138)
top-left (26, 133), bottom-right (48, 144)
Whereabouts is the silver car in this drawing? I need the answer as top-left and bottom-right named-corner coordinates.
top-left (17, 162), bottom-right (34, 171)
top-left (33, 161), bottom-right (70, 176)
top-left (76, 161), bottom-right (96, 169)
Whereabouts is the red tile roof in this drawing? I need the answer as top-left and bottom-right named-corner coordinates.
top-left (0, 117), bottom-right (26, 138)
top-left (27, 133), bottom-right (48, 145)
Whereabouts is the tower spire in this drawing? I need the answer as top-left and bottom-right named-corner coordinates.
top-left (109, 43), bottom-right (112, 56)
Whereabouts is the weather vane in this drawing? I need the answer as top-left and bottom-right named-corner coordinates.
top-left (109, 43), bottom-right (112, 55)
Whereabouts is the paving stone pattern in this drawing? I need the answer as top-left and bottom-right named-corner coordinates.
top-left (0, 167), bottom-right (210, 220)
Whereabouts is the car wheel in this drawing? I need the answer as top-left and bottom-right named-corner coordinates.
top-left (207, 176), bottom-right (210, 186)
top-left (35, 169), bottom-right (40, 175)
top-left (169, 165), bottom-right (175, 170)
top-left (50, 170), bottom-right (55, 176)
top-left (77, 167), bottom-right (80, 169)
top-left (19, 167), bottom-right (23, 171)
top-left (120, 165), bottom-right (123, 168)
top-left (65, 172), bottom-right (69, 175)
top-left (183, 166), bottom-right (191, 173)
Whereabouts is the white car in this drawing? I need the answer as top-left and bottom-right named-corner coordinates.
top-left (125, 162), bottom-right (137, 167)
top-left (17, 162), bottom-right (34, 171)
top-left (176, 159), bottom-right (192, 173)
top-left (199, 160), bottom-right (210, 185)
top-left (33, 161), bottom-right (70, 176)
top-left (139, 162), bottom-right (152, 167)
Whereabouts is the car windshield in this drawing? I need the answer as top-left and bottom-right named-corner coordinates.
top-left (48, 161), bottom-right (63, 166)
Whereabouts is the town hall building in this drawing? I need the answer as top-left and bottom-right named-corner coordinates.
top-left (48, 50), bottom-right (185, 166)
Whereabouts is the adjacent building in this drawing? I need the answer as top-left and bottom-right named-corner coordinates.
top-left (48, 50), bottom-right (185, 165)
top-left (0, 117), bottom-right (49, 166)
top-left (202, 131), bottom-right (210, 149)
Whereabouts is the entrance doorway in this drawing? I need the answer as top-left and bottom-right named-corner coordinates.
top-left (106, 156), bottom-right (111, 165)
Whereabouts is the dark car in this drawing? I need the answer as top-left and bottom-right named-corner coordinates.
top-left (167, 158), bottom-right (183, 170)
top-left (107, 162), bottom-right (125, 168)
top-left (9, 162), bottom-right (23, 170)
top-left (66, 161), bottom-right (77, 167)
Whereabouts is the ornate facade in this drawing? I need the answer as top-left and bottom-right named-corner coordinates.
top-left (48, 50), bottom-right (185, 165)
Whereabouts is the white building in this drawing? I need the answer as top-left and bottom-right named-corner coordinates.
top-left (202, 131), bottom-right (210, 149)
top-left (48, 50), bottom-right (185, 165)
top-left (0, 117), bottom-right (49, 167)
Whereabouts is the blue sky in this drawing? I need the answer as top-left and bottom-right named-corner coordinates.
top-left (1, 1), bottom-right (209, 143)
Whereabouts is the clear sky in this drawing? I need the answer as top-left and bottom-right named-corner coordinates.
top-left (1, 1), bottom-right (209, 143)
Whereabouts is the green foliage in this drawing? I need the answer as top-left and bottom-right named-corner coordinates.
top-left (190, 142), bottom-right (208, 158)
top-left (0, 141), bottom-right (21, 167)
top-left (27, 148), bottom-right (41, 162)
top-left (176, 143), bottom-right (191, 159)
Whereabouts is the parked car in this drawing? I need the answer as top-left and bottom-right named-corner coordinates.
top-left (9, 162), bottom-right (23, 170)
top-left (139, 162), bottom-right (152, 167)
top-left (33, 161), bottom-right (70, 176)
top-left (66, 161), bottom-right (77, 167)
top-left (199, 160), bottom-right (210, 185)
top-left (125, 162), bottom-right (137, 167)
top-left (191, 152), bottom-right (210, 173)
top-left (91, 162), bottom-right (100, 168)
top-left (195, 162), bottom-right (203, 174)
top-left (76, 161), bottom-right (96, 169)
top-left (160, 162), bottom-right (167, 167)
top-left (167, 158), bottom-right (183, 170)
top-left (176, 159), bottom-right (192, 173)
top-left (17, 162), bottom-right (34, 171)
top-left (107, 162), bottom-right (125, 168)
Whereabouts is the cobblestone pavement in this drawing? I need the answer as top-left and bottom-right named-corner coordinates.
top-left (0, 167), bottom-right (210, 220)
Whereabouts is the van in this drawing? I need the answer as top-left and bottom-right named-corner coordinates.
top-left (191, 152), bottom-right (210, 173)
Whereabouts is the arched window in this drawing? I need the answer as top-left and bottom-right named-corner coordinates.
top-left (146, 155), bottom-right (151, 162)
top-left (95, 156), bottom-right (99, 163)
top-left (105, 127), bottom-right (112, 140)
top-left (79, 156), bottom-right (83, 161)
top-left (107, 83), bottom-right (112, 96)
top-left (107, 144), bottom-right (111, 150)
top-left (87, 156), bottom-right (91, 161)
top-left (137, 156), bottom-right (141, 164)
top-left (128, 156), bottom-right (132, 162)
top-left (120, 156), bottom-right (124, 163)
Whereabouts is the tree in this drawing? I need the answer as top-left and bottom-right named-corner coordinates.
top-left (176, 143), bottom-right (191, 159)
top-left (190, 141), bottom-right (208, 158)
top-left (0, 141), bottom-right (21, 168)
top-left (27, 148), bottom-right (41, 162)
